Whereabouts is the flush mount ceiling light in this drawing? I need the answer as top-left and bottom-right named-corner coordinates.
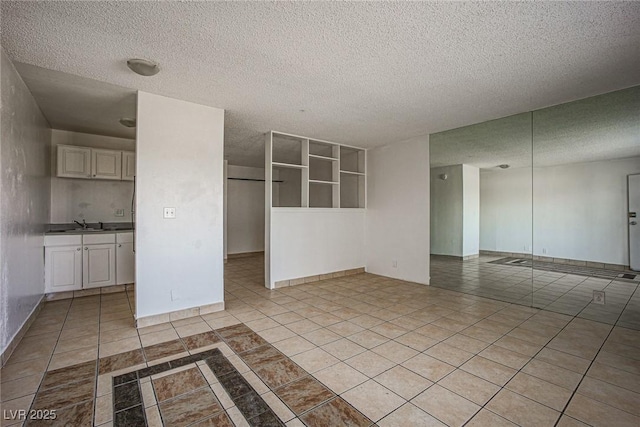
top-left (498, 164), bottom-right (510, 169)
top-left (126, 58), bottom-right (160, 76)
top-left (119, 117), bottom-right (136, 128)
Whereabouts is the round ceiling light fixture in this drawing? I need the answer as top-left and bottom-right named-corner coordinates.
top-left (498, 164), bottom-right (510, 169)
top-left (126, 58), bottom-right (160, 76)
top-left (119, 117), bottom-right (137, 128)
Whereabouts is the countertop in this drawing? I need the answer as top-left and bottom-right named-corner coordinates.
top-left (45, 222), bottom-right (134, 236)
top-left (45, 228), bottom-right (134, 236)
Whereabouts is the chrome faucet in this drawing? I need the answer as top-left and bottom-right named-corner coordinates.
top-left (74, 219), bottom-right (88, 229)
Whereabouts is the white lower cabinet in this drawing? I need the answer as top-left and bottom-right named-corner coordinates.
top-left (45, 233), bottom-right (125, 292)
top-left (83, 243), bottom-right (116, 288)
top-left (45, 243), bottom-right (83, 292)
top-left (116, 232), bottom-right (135, 285)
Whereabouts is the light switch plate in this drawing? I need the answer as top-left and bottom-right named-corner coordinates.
top-left (163, 207), bottom-right (176, 219)
top-left (115, 208), bottom-right (125, 217)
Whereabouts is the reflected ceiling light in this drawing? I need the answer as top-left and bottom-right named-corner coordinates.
top-left (119, 117), bottom-right (136, 128)
top-left (126, 58), bottom-right (160, 76)
top-left (498, 164), bottom-right (510, 169)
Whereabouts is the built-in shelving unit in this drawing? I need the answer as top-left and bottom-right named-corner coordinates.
top-left (265, 131), bottom-right (366, 209)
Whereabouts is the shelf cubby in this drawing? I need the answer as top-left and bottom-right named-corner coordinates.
top-left (266, 131), bottom-right (364, 209)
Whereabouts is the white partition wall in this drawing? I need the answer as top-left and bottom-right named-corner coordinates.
top-left (265, 131), bottom-right (366, 288)
top-left (136, 92), bottom-right (225, 321)
top-left (366, 136), bottom-right (430, 285)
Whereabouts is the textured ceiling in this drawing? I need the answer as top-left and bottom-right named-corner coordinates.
top-left (2, 2), bottom-right (640, 167)
top-left (14, 63), bottom-right (137, 140)
top-left (430, 86), bottom-right (640, 169)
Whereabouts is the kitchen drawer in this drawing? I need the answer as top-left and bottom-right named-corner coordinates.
top-left (44, 235), bottom-right (82, 247)
top-left (83, 233), bottom-right (116, 245)
top-left (116, 232), bottom-right (133, 244)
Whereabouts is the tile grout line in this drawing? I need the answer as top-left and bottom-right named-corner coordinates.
top-left (553, 285), bottom-right (640, 426)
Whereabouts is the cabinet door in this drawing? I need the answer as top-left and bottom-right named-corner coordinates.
top-left (83, 244), bottom-right (116, 288)
top-left (116, 242), bottom-right (135, 284)
top-left (45, 245), bottom-right (82, 292)
top-left (57, 145), bottom-right (91, 178)
top-left (92, 149), bottom-right (122, 180)
top-left (122, 151), bottom-right (136, 181)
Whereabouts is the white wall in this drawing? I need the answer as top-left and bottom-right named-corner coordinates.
top-left (135, 92), bottom-right (224, 319)
top-left (0, 49), bottom-right (51, 355)
top-left (366, 136), bottom-right (430, 284)
top-left (462, 165), bottom-right (480, 257)
top-left (227, 165), bottom-right (265, 254)
top-left (533, 157), bottom-right (640, 264)
top-left (480, 168), bottom-right (532, 254)
top-left (480, 157), bottom-right (640, 265)
top-left (50, 129), bottom-right (135, 223)
top-left (270, 209), bottom-right (365, 285)
top-left (430, 165), bottom-right (463, 256)
top-left (430, 164), bottom-right (480, 257)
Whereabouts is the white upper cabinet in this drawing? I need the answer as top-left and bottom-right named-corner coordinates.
top-left (56, 144), bottom-right (134, 181)
top-left (57, 145), bottom-right (92, 178)
top-left (122, 151), bottom-right (136, 181)
top-left (91, 149), bottom-right (122, 179)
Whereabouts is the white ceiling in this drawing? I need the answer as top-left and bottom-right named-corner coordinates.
top-left (2, 1), bottom-right (640, 167)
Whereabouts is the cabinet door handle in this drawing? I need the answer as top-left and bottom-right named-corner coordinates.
top-left (118, 244), bottom-right (122, 247)
top-left (84, 247), bottom-right (88, 250)
top-left (77, 247), bottom-right (81, 251)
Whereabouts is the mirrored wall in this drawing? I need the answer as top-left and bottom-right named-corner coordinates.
top-left (429, 85), bottom-right (640, 330)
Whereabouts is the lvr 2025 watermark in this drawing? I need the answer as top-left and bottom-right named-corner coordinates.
top-left (3, 409), bottom-right (57, 421)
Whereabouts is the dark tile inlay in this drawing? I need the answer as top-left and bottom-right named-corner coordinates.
top-left (159, 387), bottom-right (222, 427)
top-left (182, 331), bottom-right (221, 350)
top-left (169, 354), bottom-right (201, 369)
top-left (234, 391), bottom-right (270, 420)
top-left (300, 397), bottom-right (373, 427)
top-left (218, 371), bottom-right (254, 399)
top-left (25, 400), bottom-right (94, 427)
top-left (40, 360), bottom-right (96, 391)
top-left (113, 370), bottom-right (138, 386)
top-left (114, 381), bottom-right (142, 411)
top-left (114, 404), bottom-right (146, 427)
top-left (143, 339), bottom-right (187, 361)
top-left (99, 348), bottom-right (145, 374)
top-left (137, 361), bottom-right (171, 378)
top-left (205, 351), bottom-right (236, 376)
top-left (274, 376), bottom-right (335, 415)
top-left (109, 326), bottom-right (291, 427)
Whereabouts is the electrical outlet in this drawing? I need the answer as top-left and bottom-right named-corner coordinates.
top-left (593, 290), bottom-right (605, 305)
top-left (114, 208), bottom-right (125, 217)
top-left (542, 248), bottom-right (547, 254)
top-left (392, 260), bottom-right (398, 268)
top-left (163, 207), bottom-right (176, 219)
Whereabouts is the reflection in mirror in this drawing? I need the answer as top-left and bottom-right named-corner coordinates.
top-left (429, 113), bottom-right (533, 306)
top-left (532, 86), bottom-right (640, 329)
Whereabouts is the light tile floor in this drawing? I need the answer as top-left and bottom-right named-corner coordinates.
top-left (1, 254), bottom-right (639, 426)
top-left (430, 255), bottom-right (640, 330)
